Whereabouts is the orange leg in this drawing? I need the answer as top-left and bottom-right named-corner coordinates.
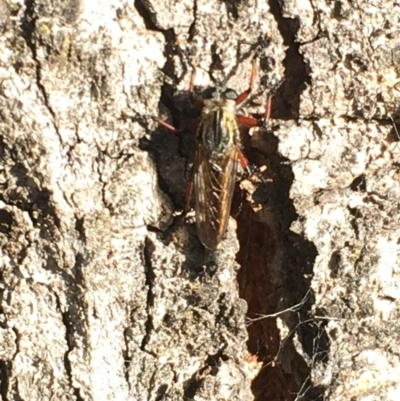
top-left (236, 94), bottom-right (272, 128)
top-left (236, 61), bottom-right (257, 106)
top-left (158, 68), bottom-right (207, 132)
top-left (238, 150), bottom-right (252, 176)
top-left (237, 114), bottom-right (260, 127)
top-left (158, 119), bottom-right (179, 132)
top-left (264, 95), bottom-right (272, 121)
top-left (184, 179), bottom-right (193, 212)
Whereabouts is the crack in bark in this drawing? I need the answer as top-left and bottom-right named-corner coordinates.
top-left (188, 0), bottom-right (198, 41)
top-left (268, 0), bottom-right (310, 119)
top-left (95, 151), bottom-right (111, 214)
top-left (0, 360), bottom-right (11, 401)
top-left (183, 349), bottom-right (228, 398)
top-left (122, 327), bottom-right (132, 390)
top-left (134, 0), bottom-right (192, 88)
top-left (74, 216), bottom-right (87, 244)
top-left (10, 327), bottom-right (21, 400)
top-left (56, 291), bottom-right (84, 401)
top-left (57, 252), bottom-right (90, 401)
top-left (140, 237), bottom-right (156, 353)
top-left (21, 0), bottom-right (62, 145)
top-left (147, 369), bottom-right (157, 401)
top-left (0, 287), bottom-right (13, 401)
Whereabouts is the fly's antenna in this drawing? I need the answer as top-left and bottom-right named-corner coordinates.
top-left (220, 66), bottom-right (236, 88)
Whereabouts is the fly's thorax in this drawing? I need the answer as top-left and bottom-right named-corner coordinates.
top-left (198, 103), bottom-right (239, 157)
top-left (202, 95), bottom-right (237, 114)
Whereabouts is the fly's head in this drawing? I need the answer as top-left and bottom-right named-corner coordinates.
top-left (201, 87), bottom-right (238, 113)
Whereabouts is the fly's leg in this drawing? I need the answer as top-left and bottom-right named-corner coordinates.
top-left (235, 61), bottom-right (257, 106)
top-left (157, 122), bottom-right (195, 214)
top-left (121, 110), bottom-right (180, 134)
top-left (176, 42), bottom-right (204, 108)
top-left (236, 94), bottom-right (273, 183)
top-left (238, 148), bottom-right (266, 181)
top-left (128, 60), bottom-right (206, 132)
top-left (236, 57), bottom-right (280, 123)
top-left (156, 68), bottom-right (202, 214)
top-left (184, 174), bottom-right (194, 213)
top-left (158, 68), bottom-right (204, 131)
top-left (236, 95), bottom-right (272, 128)
top-left (238, 149), bottom-right (252, 177)
top-left (158, 119), bottom-right (179, 132)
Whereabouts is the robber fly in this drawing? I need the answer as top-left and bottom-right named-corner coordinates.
top-left (185, 63), bottom-right (270, 250)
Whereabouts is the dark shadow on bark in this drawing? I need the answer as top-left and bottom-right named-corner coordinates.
top-left (234, 128), bottom-right (324, 400)
top-left (268, 0), bottom-right (310, 119)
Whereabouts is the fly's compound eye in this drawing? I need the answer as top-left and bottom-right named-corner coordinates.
top-left (223, 88), bottom-right (238, 100)
top-left (201, 87), bottom-right (218, 99)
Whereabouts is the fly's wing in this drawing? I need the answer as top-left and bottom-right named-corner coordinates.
top-left (194, 143), bottom-right (239, 250)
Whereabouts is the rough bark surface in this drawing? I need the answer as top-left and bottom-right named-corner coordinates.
top-left (0, 0), bottom-right (399, 401)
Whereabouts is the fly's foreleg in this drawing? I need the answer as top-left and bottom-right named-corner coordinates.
top-left (235, 61), bottom-right (257, 106)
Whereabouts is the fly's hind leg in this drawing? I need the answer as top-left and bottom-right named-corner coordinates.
top-left (238, 149), bottom-right (252, 177)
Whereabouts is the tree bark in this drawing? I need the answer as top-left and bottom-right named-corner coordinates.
top-left (1, 0), bottom-right (399, 401)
